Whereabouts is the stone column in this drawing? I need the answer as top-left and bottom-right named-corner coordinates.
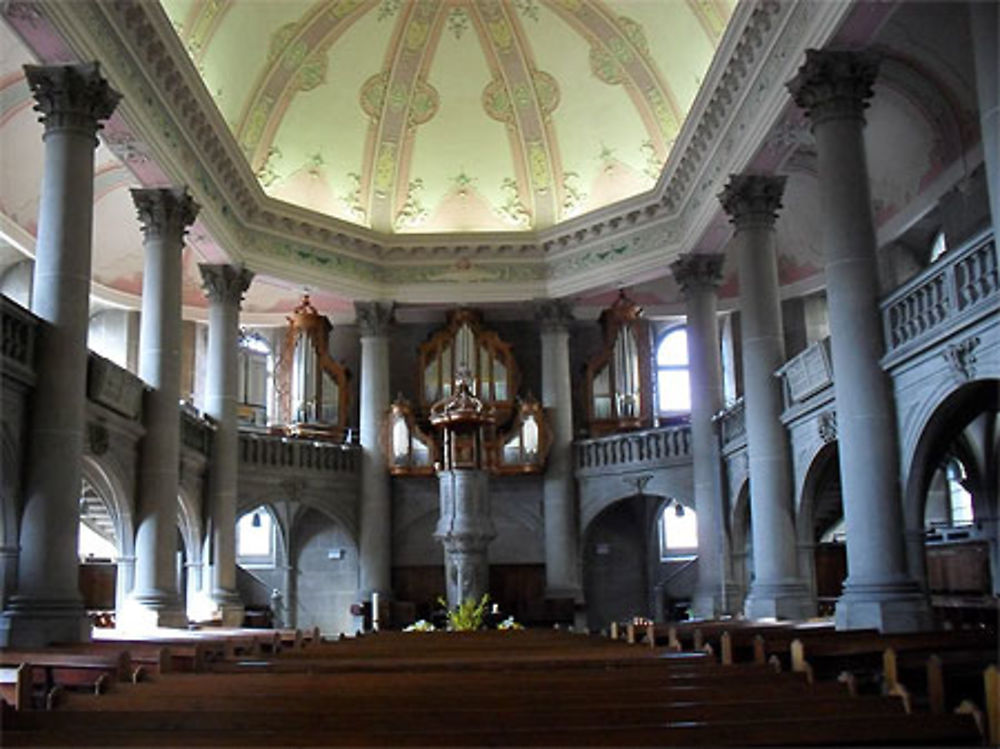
top-left (435, 469), bottom-right (495, 608)
top-left (120, 188), bottom-right (198, 630)
top-left (970, 2), bottom-right (999, 237)
top-left (198, 264), bottom-right (254, 626)
top-left (788, 51), bottom-right (930, 632)
top-left (535, 300), bottom-right (580, 600)
top-left (719, 174), bottom-right (812, 621)
top-left (355, 301), bottom-right (395, 600)
top-left (670, 253), bottom-right (734, 618)
top-left (0, 64), bottom-right (119, 647)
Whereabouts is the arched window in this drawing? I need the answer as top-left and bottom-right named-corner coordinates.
top-left (659, 501), bottom-right (698, 560)
top-left (237, 506), bottom-right (276, 566)
top-left (238, 330), bottom-right (272, 428)
top-left (656, 327), bottom-right (690, 414)
top-left (945, 459), bottom-right (973, 526)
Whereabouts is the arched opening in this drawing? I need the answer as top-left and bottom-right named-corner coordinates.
top-left (293, 507), bottom-right (358, 637)
top-left (655, 327), bottom-right (691, 418)
top-left (235, 504), bottom-right (288, 628)
top-left (798, 443), bottom-right (845, 617)
top-left (583, 493), bottom-right (662, 632)
top-left (730, 481), bottom-right (752, 610)
top-left (78, 479), bottom-right (120, 628)
top-left (652, 498), bottom-right (698, 621)
top-left (905, 379), bottom-right (998, 624)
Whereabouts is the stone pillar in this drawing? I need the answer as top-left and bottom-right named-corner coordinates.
top-left (970, 2), bottom-right (999, 238)
top-left (0, 63), bottom-right (120, 647)
top-left (355, 301), bottom-right (395, 600)
top-left (120, 188), bottom-right (198, 630)
top-left (198, 264), bottom-right (254, 626)
top-left (670, 253), bottom-right (734, 618)
top-left (535, 300), bottom-right (581, 600)
top-left (435, 469), bottom-right (495, 608)
top-left (788, 50), bottom-right (930, 632)
top-left (719, 174), bottom-right (812, 621)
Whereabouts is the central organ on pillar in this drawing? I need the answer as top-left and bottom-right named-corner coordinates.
top-left (385, 308), bottom-right (551, 476)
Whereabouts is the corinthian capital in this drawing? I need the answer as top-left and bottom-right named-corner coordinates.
top-left (354, 300), bottom-right (395, 338)
top-left (670, 253), bottom-right (725, 295)
top-left (786, 50), bottom-right (880, 127)
top-left (718, 174), bottom-right (786, 230)
top-left (23, 62), bottom-right (121, 141)
top-left (131, 188), bottom-right (199, 241)
top-left (198, 264), bottom-right (254, 307)
top-left (534, 298), bottom-right (574, 333)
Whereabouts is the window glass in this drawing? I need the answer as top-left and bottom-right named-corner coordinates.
top-left (656, 328), bottom-right (690, 414)
top-left (930, 231), bottom-right (948, 263)
top-left (946, 460), bottom-right (973, 525)
top-left (237, 507), bottom-right (275, 564)
top-left (660, 502), bottom-right (698, 560)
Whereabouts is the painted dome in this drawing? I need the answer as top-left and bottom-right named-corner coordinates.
top-left (162, 0), bottom-right (733, 234)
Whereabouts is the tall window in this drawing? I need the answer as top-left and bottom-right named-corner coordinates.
top-left (656, 327), bottom-right (691, 414)
top-left (237, 506), bottom-right (276, 567)
top-left (659, 501), bottom-right (698, 560)
top-left (929, 230), bottom-right (948, 263)
top-left (238, 331), bottom-right (272, 427)
top-left (945, 459), bottom-right (973, 526)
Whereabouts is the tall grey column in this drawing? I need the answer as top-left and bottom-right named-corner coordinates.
top-left (970, 2), bottom-right (999, 238)
top-left (535, 300), bottom-right (581, 600)
top-left (788, 51), bottom-right (930, 632)
top-left (719, 174), bottom-right (812, 621)
top-left (355, 301), bottom-right (395, 599)
top-left (121, 188), bottom-right (198, 630)
top-left (671, 253), bottom-right (734, 618)
top-left (198, 264), bottom-right (254, 626)
top-left (0, 64), bottom-right (119, 647)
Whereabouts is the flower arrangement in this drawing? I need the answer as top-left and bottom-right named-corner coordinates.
top-left (497, 615), bottom-right (523, 630)
top-left (438, 593), bottom-right (490, 631)
top-left (403, 619), bottom-right (436, 632)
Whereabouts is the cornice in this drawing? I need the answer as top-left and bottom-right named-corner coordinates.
top-left (21, 0), bottom-right (853, 303)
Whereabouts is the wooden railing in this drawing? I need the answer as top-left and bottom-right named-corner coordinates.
top-left (882, 231), bottom-right (997, 359)
top-left (574, 423), bottom-right (691, 475)
top-left (238, 432), bottom-right (359, 473)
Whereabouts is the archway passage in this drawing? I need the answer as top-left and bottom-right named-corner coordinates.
top-left (906, 379), bottom-right (999, 625)
top-left (583, 495), bottom-right (656, 633)
top-left (78, 480), bottom-right (119, 627)
top-left (801, 444), bottom-right (845, 617)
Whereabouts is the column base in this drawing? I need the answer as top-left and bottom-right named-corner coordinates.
top-left (835, 579), bottom-right (932, 633)
top-left (0, 596), bottom-right (91, 647)
top-left (213, 590), bottom-right (245, 628)
top-left (744, 580), bottom-right (814, 621)
top-left (117, 592), bottom-right (187, 631)
top-left (691, 580), bottom-right (741, 620)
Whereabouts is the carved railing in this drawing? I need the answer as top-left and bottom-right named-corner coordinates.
top-left (239, 432), bottom-right (359, 474)
top-left (574, 424), bottom-right (691, 475)
top-left (882, 231), bottom-right (997, 358)
top-left (776, 337), bottom-right (833, 410)
top-left (1, 295), bottom-right (38, 382)
top-left (714, 397), bottom-right (745, 449)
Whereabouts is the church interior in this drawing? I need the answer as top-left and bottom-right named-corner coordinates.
top-left (0, 0), bottom-right (997, 745)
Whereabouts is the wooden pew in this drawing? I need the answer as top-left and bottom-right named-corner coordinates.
top-left (0, 650), bottom-right (130, 695)
top-left (0, 663), bottom-right (32, 710)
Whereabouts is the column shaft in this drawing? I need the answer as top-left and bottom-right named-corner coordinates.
top-left (789, 50), bottom-right (930, 632)
top-left (1, 63), bottom-right (119, 647)
top-left (671, 254), bottom-right (732, 618)
top-left (720, 175), bottom-right (811, 620)
top-left (199, 265), bottom-right (253, 625)
top-left (537, 300), bottom-right (580, 600)
top-left (970, 3), bottom-right (999, 238)
top-left (356, 301), bottom-right (394, 598)
top-left (125, 188), bottom-right (198, 629)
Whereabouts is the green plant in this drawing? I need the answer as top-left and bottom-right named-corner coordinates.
top-left (437, 593), bottom-right (490, 631)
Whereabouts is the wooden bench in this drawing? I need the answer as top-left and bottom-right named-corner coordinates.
top-left (0, 663), bottom-right (31, 710)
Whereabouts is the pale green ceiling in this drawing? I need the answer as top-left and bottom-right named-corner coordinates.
top-left (162, 0), bottom-right (733, 234)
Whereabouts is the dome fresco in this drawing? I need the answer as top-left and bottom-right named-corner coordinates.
top-left (161, 0), bottom-right (734, 234)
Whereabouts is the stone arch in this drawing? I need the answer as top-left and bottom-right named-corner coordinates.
top-left (582, 492), bottom-right (666, 632)
top-left (902, 378), bottom-right (999, 591)
top-left (729, 479), bottom-right (751, 608)
top-left (794, 442), bottom-right (844, 613)
top-left (78, 454), bottom-right (135, 615)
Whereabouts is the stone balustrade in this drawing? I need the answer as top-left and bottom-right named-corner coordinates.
top-left (1, 295), bottom-right (38, 383)
top-left (776, 337), bottom-right (833, 410)
top-left (714, 397), bottom-right (746, 450)
top-left (239, 432), bottom-right (359, 473)
top-left (882, 231), bottom-right (997, 359)
top-left (574, 423), bottom-right (691, 475)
